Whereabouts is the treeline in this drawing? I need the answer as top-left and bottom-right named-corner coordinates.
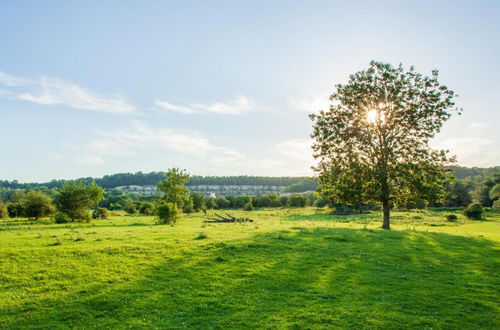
top-left (0, 173), bottom-right (311, 190)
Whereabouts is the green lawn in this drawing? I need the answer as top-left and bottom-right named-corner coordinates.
top-left (1, 208), bottom-right (499, 329)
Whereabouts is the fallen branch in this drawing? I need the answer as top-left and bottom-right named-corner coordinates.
top-left (205, 213), bottom-right (254, 223)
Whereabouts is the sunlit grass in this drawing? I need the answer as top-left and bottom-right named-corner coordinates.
top-left (0, 208), bottom-right (499, 328)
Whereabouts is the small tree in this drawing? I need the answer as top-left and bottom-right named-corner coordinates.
top-left (157, 202), bottom-right (179, 225)
top-left (55, 181), bottom-right (104, 221)
top-left (22, 190), bottom-right (55, 220)
top-left (311, 61), bottom-right (460, 229)
top-left (157, 168), bottom-right (190, 209)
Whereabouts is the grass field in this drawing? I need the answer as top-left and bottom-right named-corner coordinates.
top-left (1, 208), bottom-right (499, 329)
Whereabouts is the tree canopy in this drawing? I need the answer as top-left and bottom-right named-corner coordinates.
top-left (311, 61), bottom-right (461, 229)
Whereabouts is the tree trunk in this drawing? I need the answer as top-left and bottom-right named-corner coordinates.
top-left (382, 199), bottom-right (390, 229)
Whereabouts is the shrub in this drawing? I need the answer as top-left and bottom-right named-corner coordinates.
top-left (157, 202), bottom-right (179, 225)
top-left (243, 201), bottom-right (254, 211)
top-left (463, 203), bottom-right (484, 220)
top-left (289, 194), bottom-right (307, 207)
top-left (215, 196), bottom-right (230, 209)
top-left (233, 195), bottom-right (252, 208)
top-left (0, 202), bottom-right (8, 219)
top-left (22, 190), bottom-right (55, 219)
top-left (7, 202), bottom-right (23, 218)
top-left (205, 197), bottom-right (216, 209)
top-left (253, 195), bottom-right (272, 208)
top-left (313, 198), bottom-right (329, 208)
top-left (92, 207), bottom-right (109, 219)
top-left (279, 196), bottom-right (289, 207)
top-left (139, 202), bottom-right (155, 215)
top-left (54, 212), bottom-right (72, 224)
top-left (493, 199), bottom-right (500, 210)
top-left (445, 214), bottom-right (458, 222)
top-left (183, 199), bottom-right (194, 213)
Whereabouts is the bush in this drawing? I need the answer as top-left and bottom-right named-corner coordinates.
top-left (92, 207), bottom-right (109, 219)
top-left (183, 199), bottom-right (194, 213)
top-left (205, 197), bottom-right (216, 209)
top-left (157, 202), bottom-right (179, 225)
top-left (493, 199), bottom-right (500, 210)
top-left (233, 195), bottom-right (252, 208)
top-left (445, 214), bottom-right (458, 222)
top-left (215, 197), bottom-right (230, 209)
top-left (139, 202), bottom-right (155, 215)
top-left (0, 202), bottom-right (8, 219)
top-left (279, 196), bottom-right (289, 207)
top-left (54, 212), bottom-right (71, 224)
top-left (243, 201), bottom-right (254, 211)
top-left (289, 194), bottom-right (308, 207)
top-left (313, 198), bottom-right (329, 208)
top-left (22, 190), bottom-right (55, 219)
top-left (463, 203), bottom-right (484, 220)
top-left (7, 202), bottom-right (23, 218)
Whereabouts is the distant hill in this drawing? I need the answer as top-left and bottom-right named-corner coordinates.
top-left (1, 166), bottom-right (498, 192)
top-left (0, 172), bottom-right (311, 190)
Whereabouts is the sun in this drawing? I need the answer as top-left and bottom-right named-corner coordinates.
top-left (367, 109), bottom-right (378, 123)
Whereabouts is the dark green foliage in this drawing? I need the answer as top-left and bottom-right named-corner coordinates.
top-left (183, 199), bottom-right (195, 214)
top-left (243, 201), bottom-right (254, 211)
top-left (232, 195), bottom-right (252, 208)
top-left (463, 203), bottom-right (484, 220)
top-left (92, 207), bottom-right (109, 219)
top-left (55, 181), bottom-right (104, 221)
top-left (6, 202), bottom-right (23, 218)
top-left (99, 189), bottom-right (129, 210)
top-left (205, 197), bottom-right (216, 209)
top-left (190, 192), bottom-right (205, 211)
top-left (157, 202), bottom-right (179, 225)
top-left (0, 202), bottom-right (8, 219)
top-left (445, 214), bottom-right (458, 222)
top-left (22, 190), bottom-right (55, 219)
top-left (444, 181), bottom-right (472, 207)
top-left (279, 196), bottom-right (289, 207)
top-left (215, 196), bottom-right (230, 209)
top-left (289, 195), bottom-right (308, 207)
top-left (490, 183), bottom-right (500, 201)
top-left (313, 198), bottom-right (330, 208)
top-left (139, 202), bottom-right (155, 215)
top-left (253, 195), bottom-right (272, 207)
top-left (124, 198), bottom-right (137, 214)
top-left (311, 61), bottom-right (460, 229)
top-left (53, 212), bottom-right (71, 224)
top-left (282, 180), bottom-right (318, 193)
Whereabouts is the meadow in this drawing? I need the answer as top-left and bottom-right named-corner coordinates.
top-left (1, 207), bottom-right (499, 329)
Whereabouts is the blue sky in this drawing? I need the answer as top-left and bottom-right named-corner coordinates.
top-left (1, 0), bottom-right (499, 182)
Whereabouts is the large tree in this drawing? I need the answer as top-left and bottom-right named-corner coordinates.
top-left (55, 181), bottom-right (104, 221)
top-left (311, 61), bottom-right (460, 229)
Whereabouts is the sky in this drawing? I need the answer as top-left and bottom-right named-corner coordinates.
top-left (1, 0), bottom-right (499, 182)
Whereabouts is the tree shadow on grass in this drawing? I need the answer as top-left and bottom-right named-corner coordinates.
top-left (2, 228), bottom-right (499, 329)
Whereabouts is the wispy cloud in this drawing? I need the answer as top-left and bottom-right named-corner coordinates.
top-left (155, 95), bottom-right (270, 115)
top-left (431, 136), bottom-right (500, 167)
top-left (71, 120), bottom-right (286, 174)
top-left (0, 71), bottom-right (136, 114)
top-left (276, 138), bottom-right (314, 162)
top-left (289, 92), bottom-right (331, 114)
